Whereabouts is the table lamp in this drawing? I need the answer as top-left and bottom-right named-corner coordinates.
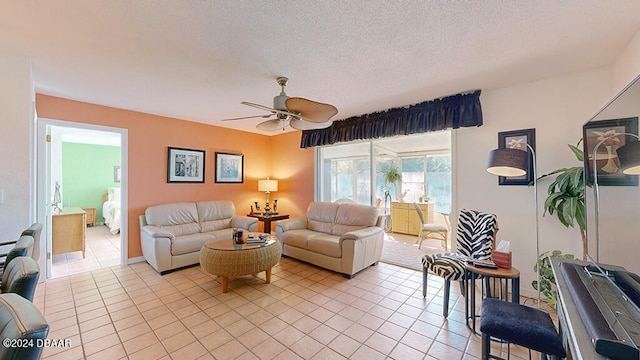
top-left (259, 177), bottom-right (278, 215)
top-left (52, 181), bottom-right (62, 214)
top-left (487, 145), bottom-right (540, 308)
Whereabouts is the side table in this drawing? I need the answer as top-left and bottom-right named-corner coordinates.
top-left (247, 214), bottom-right (289, 233)
top-left (465, 263), bottom-right (520, 333)
top-left (82, 207), bottom-right (96, 227)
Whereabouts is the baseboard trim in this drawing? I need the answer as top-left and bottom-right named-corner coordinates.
top-left (127, 256), bottom-right (146, 265)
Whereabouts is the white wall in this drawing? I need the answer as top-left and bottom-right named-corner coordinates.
top-left (0, 51), bottom-right (34, 239)
top-left (455, 67), bottom-right (614, 298)
top-left (612, 28), bottom-right (640, 94)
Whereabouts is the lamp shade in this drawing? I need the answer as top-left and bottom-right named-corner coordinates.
top-left (617, 140), bottom-right (640, 175)
top-left (258, 178), bottom-right (278, 192)
top-left (486, 148), bottom-right (528, 177)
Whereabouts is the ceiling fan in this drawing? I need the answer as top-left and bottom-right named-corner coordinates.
top-left (221, 77), bottom-right (338, 131)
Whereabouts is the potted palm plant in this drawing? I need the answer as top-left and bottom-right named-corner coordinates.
top-left (537, 140), bottom-right (589, 260)
top-left (533, 140), bottom-right (590, 307)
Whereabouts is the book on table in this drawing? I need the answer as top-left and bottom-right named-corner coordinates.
top-left (246, 233), bottom-right (268, 243)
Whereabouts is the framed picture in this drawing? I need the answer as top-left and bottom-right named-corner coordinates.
top-left (583, 117), bottom-right (638, 186)
top-left (497, 128), bottom-right (536, 186)
top-left (167, 147), bottom-right (205, 183)
top-left (215, 152), bottom-right (244, 183)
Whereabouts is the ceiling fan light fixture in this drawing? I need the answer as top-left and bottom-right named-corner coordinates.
top-left (222, 76), bottom-right (337, 131)
top-left (257, 118), bottom-right (289, 131)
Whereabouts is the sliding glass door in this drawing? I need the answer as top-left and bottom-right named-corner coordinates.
top-left (316, 131), bottom-right (451, 213)
top-left (318, 142), bottom-right (371, 204)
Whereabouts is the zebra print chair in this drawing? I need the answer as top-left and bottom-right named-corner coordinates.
top-left (421, 209), bottom-right (498, 317)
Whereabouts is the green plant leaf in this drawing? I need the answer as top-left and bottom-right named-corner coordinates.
top-left (537, 168), bottom-right (567, 181)
top-left (575, 202), bottom-right (586, 230)
top-left (568, 144), bottom-right (584, 162)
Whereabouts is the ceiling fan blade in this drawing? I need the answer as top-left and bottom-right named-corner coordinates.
top-left (256, 118), bottom-right (289, 131)
top-left (285, 97), bottom-right (338, 123)
top-left (289, 118), bottom-right (333, 130)
top-left (241, 101), bottom-right (276, 113)
top-left (220, 114), bottom-right (273, 121)
top-left (242, 101), bottom-right (295, 118)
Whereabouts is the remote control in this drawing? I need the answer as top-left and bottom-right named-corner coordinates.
top-left (473, 260), bottom-right (498, 269)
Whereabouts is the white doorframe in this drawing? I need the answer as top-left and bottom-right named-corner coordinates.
top-left (35, 120), bottom-right (51, 279)
top-left (36, 118), bottom-right (128, 279)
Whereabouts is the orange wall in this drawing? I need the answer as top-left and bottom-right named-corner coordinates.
top-left (271, 131), bottom-right (315, 218)
top-left (36, 94), bottom-right (314, 259)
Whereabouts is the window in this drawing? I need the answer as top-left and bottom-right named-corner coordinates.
top-left (400, 154), bottom-right (451, 212)
top-left (400, 157), bottom-right (425, 203)
top-left (316, 132), bottom-right (451, 212)
top-left (424, 154), bottom-right (452, 212)
top-left (328, 158), bottom-right (371, 203)
top-left (318, 142), bottom-right (371, 203)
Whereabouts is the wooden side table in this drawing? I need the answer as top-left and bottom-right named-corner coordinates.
top-left (82, 207), bottom-right (96, 227)
top-left (465, 263), bottom-right (520, 333)
top-left (247, 214), bottom-right (290, 233)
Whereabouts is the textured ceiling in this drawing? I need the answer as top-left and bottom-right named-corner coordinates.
top-left (2, 1), bottom-right (640, 136)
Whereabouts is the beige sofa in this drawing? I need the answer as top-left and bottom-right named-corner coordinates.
top-left (139, 200), bottom-right (258, 274)
top-left (275, 201), bottom-right (384, 278)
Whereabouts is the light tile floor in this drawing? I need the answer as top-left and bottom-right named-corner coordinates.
top-left (34, 255), bottom-right (539, 359)
top-left (381, 232), bottom-right (449, 271)
top-left (52, 225), bottom-right (121, 278)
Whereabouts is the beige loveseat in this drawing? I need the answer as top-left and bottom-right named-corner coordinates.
top-left (140, 200), bottom-right (258, 274)
top-left (275, 201), bottom-right (384, 278)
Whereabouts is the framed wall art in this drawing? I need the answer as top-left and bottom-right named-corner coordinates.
top-left (215, 152), bottom-right (244, 183)
top-left (497, 128), bottom-right (536, 186)
top-left (167, 147), bottom-right (205, 183)
top-left (583, 117), bottom-right (638, 186)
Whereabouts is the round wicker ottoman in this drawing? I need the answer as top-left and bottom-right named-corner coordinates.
top-left (200, 237), bottom-right (282, 293)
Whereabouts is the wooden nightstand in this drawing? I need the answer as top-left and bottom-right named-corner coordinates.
top-left (82, 207), bottom-right (96, 227)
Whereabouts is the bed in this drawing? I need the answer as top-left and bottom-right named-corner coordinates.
top-left (102, 187), bottom-right (121, 235)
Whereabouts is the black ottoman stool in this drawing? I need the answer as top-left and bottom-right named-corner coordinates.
top-left (480, 298), bottom-right (566, 360)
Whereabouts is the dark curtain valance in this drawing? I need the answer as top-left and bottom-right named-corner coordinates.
top-left (300, 90), bottom-right (483, 148)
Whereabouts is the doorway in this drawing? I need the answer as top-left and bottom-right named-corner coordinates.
top-left (36, 118), bottom-right (128, 279)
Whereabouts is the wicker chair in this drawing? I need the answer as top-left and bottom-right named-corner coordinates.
top-left (412, 203), bottom-right (450, 249)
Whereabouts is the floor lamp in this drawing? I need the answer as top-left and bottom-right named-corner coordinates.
top-left (592, 134), bottom-right (640, 262)
top-left (486, 145), bottom-right (540, 308)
